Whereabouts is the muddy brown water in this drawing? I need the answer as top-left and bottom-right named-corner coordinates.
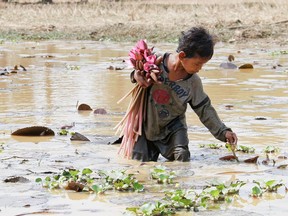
top-left (0, 40), bottom-right (287, 216)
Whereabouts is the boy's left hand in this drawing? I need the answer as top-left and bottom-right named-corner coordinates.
top-left (225, 131), bottom-right (238, 145)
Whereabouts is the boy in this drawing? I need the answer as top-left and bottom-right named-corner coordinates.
top-left (130, 27), bottom-right (238, 162)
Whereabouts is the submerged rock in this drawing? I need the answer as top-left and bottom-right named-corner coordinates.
top-left (94, 108), bottom-right (107, 115)
top-left (77, 103), bottom-right (93, 111)
top-left (70, 132), bottom-right (90, 141)
top-left (239, 63), bottom-right (254, 69)
top-left (4, 176), bottom-right (30, 183)
top-left (11, 126), bottom-right (55, 136)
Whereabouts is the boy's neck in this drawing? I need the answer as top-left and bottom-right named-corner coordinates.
top-left (167, 53), bottom-right (190, 81)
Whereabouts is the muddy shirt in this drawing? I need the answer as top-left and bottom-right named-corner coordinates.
top-left (144, 53), bottom-right (231, 142)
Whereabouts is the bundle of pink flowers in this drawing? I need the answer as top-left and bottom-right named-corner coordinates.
top-left (115, 40), bottom-right (162, 159)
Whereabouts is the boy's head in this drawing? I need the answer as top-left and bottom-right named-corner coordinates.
top-left (176, 27), bottom-right (215, 59)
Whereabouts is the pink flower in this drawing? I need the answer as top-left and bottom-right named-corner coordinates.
top-left (145, 54), bottom-right (156, 64)
top-left (136, 39), bottom-right (148, 51)
top-left (129, 49), bottom-right (143, 61)
top-left (129, 39), bottom-right (160, 73)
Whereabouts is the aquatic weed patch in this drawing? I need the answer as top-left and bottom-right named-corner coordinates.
top-left (150, 165), bottom-right (176, 184)
top-left (36, 168), bottom-right (144, 193)
top-left (126, 178), bottom-right (288, 215)
top-left (35, 165), bottom-right (288, 215)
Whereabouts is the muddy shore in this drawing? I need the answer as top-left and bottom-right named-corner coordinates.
top-left (0, 0), bottom-right (287, 46)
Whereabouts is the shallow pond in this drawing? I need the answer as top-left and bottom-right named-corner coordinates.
top-left (0, 40), bottom-right (287, 216)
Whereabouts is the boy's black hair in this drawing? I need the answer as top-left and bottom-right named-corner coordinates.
top-left (176, 26), bottom-right (215, 59)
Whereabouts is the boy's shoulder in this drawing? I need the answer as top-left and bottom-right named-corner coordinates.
top-left (190, 73), bottom-right (201, 83)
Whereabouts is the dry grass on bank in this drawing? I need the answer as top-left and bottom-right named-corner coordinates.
top-left (0, 0), bottom-right (287, 44)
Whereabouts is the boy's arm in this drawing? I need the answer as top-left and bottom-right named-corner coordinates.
top-left (190, 97), bottom-right (232, 142)
top-left (188, 74), bottom-right (233, 142)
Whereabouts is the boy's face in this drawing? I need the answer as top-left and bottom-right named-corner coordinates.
top-left (179, 51), bottom-right (210, 74)
top-left (179, 52), bottom-right (210, 74)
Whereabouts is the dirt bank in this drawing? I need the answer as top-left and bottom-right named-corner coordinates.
top-left (0, 0), bottom-right (287, 46)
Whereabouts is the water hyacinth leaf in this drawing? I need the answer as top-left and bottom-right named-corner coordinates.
top-left (264, 146), bottom-right (280, 153)
top-left (69, 170), bottom-right (79, 177)
top-left (271, 50), bottom-right (288, 56)
top-left (45, 176), bottom-right (51, 181)
top-left (82, 168), bottom-right (93, 175)
top-left (138, 201), bottom-right (173, 216)
top-left (35, 178), bottom-right (42, 183)
top-left (139, 202), bottom-right (155, 215)
top-left (91, 184), bottom-right (105, 194)
top-left (265, 180), bottom-right (284, 192)
top-left (126, 207), bottom-right (138, 214)
top-left (237, 145), bottom-right (255, 153)
top-left (49, 181), bottom-right (59, 189)
top-left (265, 180), bottom-right (276, 187)
top-left (58, 129), bottom-right (69, 135)
top-left (133, 182), bottom-right (144, 192)
top-left (225, 197), bottom-right (233, 203)
top-left (208, 143), bottom-right (222, 149)
top-left (151, 165), bottom-right (175, 184)
top-left (53, 175), bottom-right (60, 180)
top-left (251, 185), bottom-right (262, 197)
top-left (210, 189), bottom-right (220, 200)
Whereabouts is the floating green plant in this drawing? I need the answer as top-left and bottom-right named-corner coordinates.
top-left (250, 185), bottom-right (263, 197)
top-left (36, 168), bottom-right (144, 193)
top-left (264, 146), bottom-right (280, 153)
top-left (65, 64), bottom-right (81, 70)
top-left (207, 143), bottom-right (222, 149)
top-left (236, 145), bottom-right (255, 153)
top-left (150, 165), bottom-right (176, 184)
top-left (164, 189), bottom-right (198, 209)
top-left (127, 201), bottom-right (175, 216)
top-left (271, 50), bottom-right (288, 56)
top-left (253, 179), bottom-right (286, 192)
top-left (98, 170), bottom-right (144, 192)
top-left (58, 129), bottom-right (69, 136)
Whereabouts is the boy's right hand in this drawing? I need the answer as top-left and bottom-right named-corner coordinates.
top-left (134, 70), bottom-right (153, 88)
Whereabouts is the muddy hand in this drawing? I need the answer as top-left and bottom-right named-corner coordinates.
top-left (134, 70), bottom-right (153, 88)
top-left (225, 131), bottom-right (238, 145)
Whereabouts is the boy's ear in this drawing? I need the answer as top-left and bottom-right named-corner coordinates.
top-left (178, 51), bottom-right (186, 60)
